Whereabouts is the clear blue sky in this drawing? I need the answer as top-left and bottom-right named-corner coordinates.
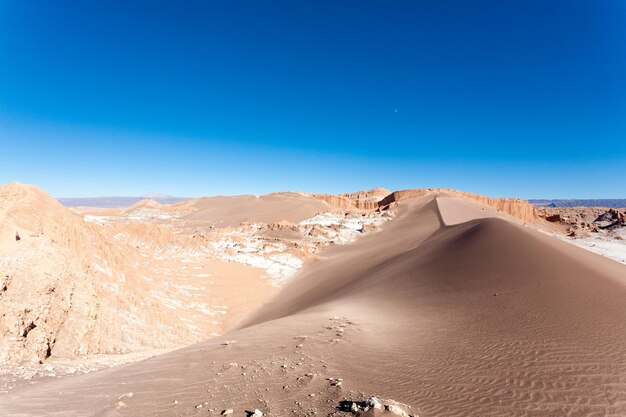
top-left (1, 1), bottom-right (624, 198)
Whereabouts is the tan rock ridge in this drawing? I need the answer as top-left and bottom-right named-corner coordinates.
top-left (314, 188), bottom-right (391, 210)
top-left (315, 187), bottom-right (539, 223)
top-left (311, 193), bottom-right (357, 210)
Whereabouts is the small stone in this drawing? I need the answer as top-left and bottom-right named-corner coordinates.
top-left (118, 392), bottom-right (133, 400)
top-left (366, 397), bottom-right (382, 410)
top-left (222, 409), bottom-right (233, 415)
top-left (387, 404), bottom-right (410, 416)
top-left (250, 409), bottom-right (263, 417)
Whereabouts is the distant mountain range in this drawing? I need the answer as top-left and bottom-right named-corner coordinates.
top-left (530, 199), bottom-right (626, 208)
top-left (58, 195), bottom-right (190, 208)
top-left (58, 197), bottom-right (626, 209)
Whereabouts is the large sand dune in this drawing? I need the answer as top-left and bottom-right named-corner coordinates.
top-left (2, 191), bottom-right (624, 416)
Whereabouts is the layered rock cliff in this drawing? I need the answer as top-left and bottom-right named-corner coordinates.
top-left (318, 187), bottom-right (539, 223)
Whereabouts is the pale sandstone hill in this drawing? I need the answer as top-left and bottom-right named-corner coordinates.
top-left (181, 192), bottom-right (337, 228)
top-left (0, 182), bottom-right (129, 363)
top-left (0, 183), bottom-right (274, 365)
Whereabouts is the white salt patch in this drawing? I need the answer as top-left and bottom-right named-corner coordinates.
top-left (205, 211), bottom-right (393, 286)
top-left (540, 229), bottom-right (626, 265)
top-left (92, 261), bottom-right (113, 277)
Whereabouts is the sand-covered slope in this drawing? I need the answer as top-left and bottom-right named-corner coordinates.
top-left (2, 192), bottom-right (624, 416)
top-left (0, 184), bottom-right (393, 368)
top-left (182, 192), bottom-right (336, 227)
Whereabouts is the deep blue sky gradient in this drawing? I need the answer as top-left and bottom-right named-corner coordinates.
top-left (1, 1), bottom-right (625, 198)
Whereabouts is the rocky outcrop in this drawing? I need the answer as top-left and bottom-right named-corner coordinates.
top-left (0, 183), bottom-right (220, 364)
top-left (0, 183), bottom-right (121, 364)
top-left (315, 187), bottom-right (539, 223)
top-left (314, 188), bottom-right (390, 210)
top-left (457, 191), bottom-right (539, 224)
top-left (340, 188), bottom-right (391, 210)
top-left (596, 209), bottom-right (625, 229)
top-left (377, 189), bottom-right (432, 207)
top-left (312, 194), bottom-right (357, 210)
top-left (340, 187), bottom-right (390, 201)
top-left (377, 188), bottom-right (539, 223)
top-left (538, 206), bottom-right (626, 234)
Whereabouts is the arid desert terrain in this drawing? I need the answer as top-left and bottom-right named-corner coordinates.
top-left (0, 182), bottom-right (625, 417)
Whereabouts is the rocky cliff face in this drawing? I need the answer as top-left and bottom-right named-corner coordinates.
top-left (340, 188), bottom-right (391, 209)
top-left (314, 188), bottom-right (392, 210)
top-left (538, 206), bottom-right (626, 235)
top-left (0, 183), bottom-right (125, 363)
top-left (453, 190), bottom-right (539, 224)
top-left (320, 187), bottom-right (539, 224)
top-left (311, 194), bottom-right (357, 210)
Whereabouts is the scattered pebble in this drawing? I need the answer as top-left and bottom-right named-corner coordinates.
top-left (387, 404), bottom-right (410, 416)
top-left (366, 397), bottom-right (382, 410)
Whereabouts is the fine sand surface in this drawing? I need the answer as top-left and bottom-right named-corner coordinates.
top-left (183, 193), bottom-right (336, 227)
top-left (1, 192), bottom-right (625, 416)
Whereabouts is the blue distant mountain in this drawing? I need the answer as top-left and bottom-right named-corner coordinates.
top-left (530, 199), bottom-right (626, 208)
top-left (58, 195), bottom-right (190, 208)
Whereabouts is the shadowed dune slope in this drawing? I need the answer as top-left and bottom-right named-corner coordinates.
top-left (1, 194), bottom-right (625, 417)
